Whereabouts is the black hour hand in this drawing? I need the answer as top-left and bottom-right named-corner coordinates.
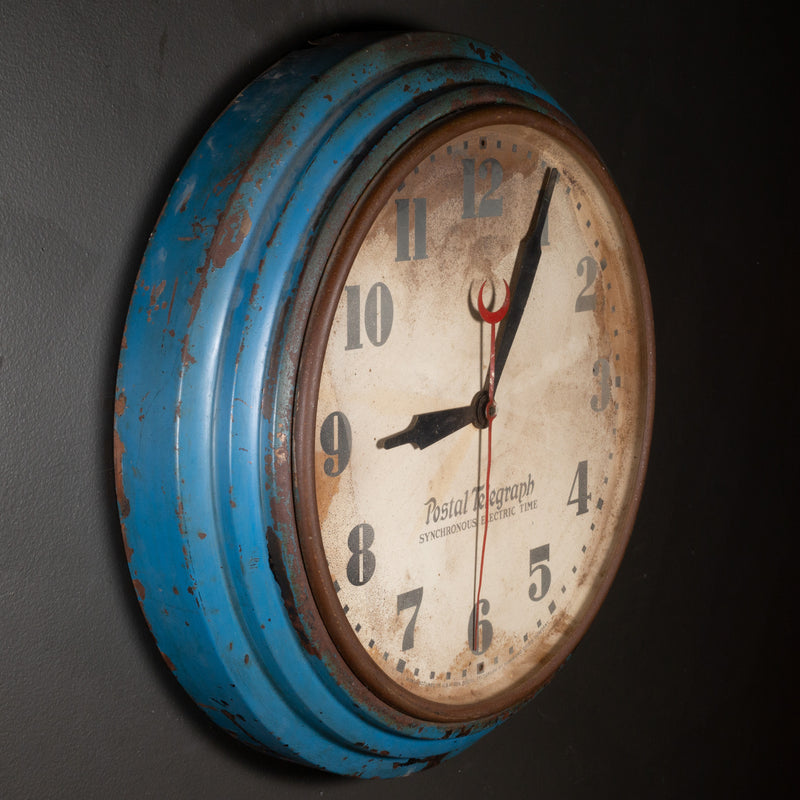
top-left (378, 404), bottom-right (475, 450)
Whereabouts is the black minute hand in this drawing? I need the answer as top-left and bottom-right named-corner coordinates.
top-left (489, 166), bottom-right (559, 393)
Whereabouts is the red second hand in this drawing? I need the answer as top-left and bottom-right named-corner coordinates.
top-left (474, 281), bottom-right (510, 652)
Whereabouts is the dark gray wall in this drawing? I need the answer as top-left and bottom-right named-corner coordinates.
top-left (2, 2), bottom-right (790, 797)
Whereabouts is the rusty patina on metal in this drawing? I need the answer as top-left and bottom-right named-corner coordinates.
top-left (113, 31), bottom-right (652, 777)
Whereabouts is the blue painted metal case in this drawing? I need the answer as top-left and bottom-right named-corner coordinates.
top-left (114, 31), bottom-right (567, 777)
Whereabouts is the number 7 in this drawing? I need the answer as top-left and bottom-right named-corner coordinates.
top-left (397, 587), bottom-right (423, 651)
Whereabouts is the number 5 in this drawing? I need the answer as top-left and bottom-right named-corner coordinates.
top-left (528, 545), bottom-right (551, 601)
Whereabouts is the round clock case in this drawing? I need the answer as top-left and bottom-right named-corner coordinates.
top-left (114, 31), bottom-right (654, 778)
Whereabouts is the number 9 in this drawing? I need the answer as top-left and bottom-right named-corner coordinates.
top-left (320, 411), bottom-right (352, 477)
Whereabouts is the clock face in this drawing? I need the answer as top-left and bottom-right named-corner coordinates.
top-left (296, 109), bottom-right (652, 722)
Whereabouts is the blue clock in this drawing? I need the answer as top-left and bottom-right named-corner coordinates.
top-left (114, 31), bottom-right (654, 778)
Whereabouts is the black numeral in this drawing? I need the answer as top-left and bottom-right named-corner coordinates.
top-left (397, 587), bottom-right (423, 651)
top-left (568, 460), bottom-right (591, 515)
top-left (591, 358), bottom-right (612, 412)
top-left (396, 198), bottom-right (427, 261)
top-left (528, 545), bottom-right (552, 601)
top-left (575, 256), bottom-right (598, 312)
top-left (462, 158), bottom-right (503, 218)
top-left (319, 411), bottom-right (351, 476)
top-left (344, 283), bottom-right (393, 350)
top-left (468, 599), bottom-right (493, 654)
top-left (346, 523), bottom-right (376, 586)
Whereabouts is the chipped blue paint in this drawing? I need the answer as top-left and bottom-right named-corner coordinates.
top-left (114, 31), bottom-right (566, 777)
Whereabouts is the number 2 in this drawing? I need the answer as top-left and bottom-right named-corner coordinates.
top-left (575, 256), bottom-right (597, 312)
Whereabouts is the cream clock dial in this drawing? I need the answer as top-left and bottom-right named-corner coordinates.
top-left (297, 108), bottom-right (651, 723)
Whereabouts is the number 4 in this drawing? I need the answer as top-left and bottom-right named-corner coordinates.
top-left (568, 460), bottom-right (591, 515)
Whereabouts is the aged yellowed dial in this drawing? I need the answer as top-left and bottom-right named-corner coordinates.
top-left (297, 108), bottom-right (652, 722)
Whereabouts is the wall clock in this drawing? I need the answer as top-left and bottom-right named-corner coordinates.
top-left (114, 31), bottom-right (654, 778)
